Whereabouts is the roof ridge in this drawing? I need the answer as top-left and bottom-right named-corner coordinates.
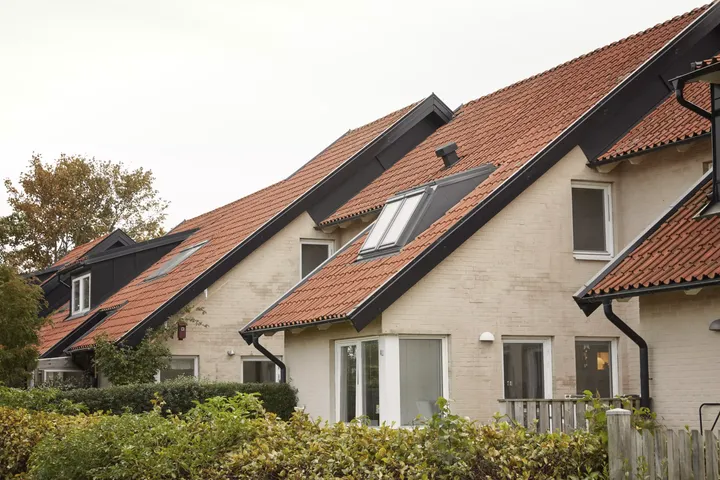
top-left (461, 4), bottom-right (710, 110)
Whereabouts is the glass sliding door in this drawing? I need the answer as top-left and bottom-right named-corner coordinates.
top-left (502, 339), bottom-right (551, 399)
top-left (336, 339), bottom-right (379, 424)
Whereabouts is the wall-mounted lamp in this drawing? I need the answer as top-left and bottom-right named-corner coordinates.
top-left (479, 332), bottom-right (495, 342)
top-left (226, 350), bottom-right (235, 356)
top-left (709, 319), bottom-right (720, 332)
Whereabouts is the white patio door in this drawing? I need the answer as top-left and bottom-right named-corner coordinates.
top-left (336, 338), bottom-right (380, 426)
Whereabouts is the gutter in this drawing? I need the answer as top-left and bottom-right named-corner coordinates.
top-left (251, 334), bottom-right (286, 383)
top-left (603, 301), bottom-right (650, 409)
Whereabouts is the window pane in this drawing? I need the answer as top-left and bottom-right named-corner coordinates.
top-left (362, 341), bottom-right (380, 426)
top-left (243, 360), bottom-right (277, 383)
top-left (301, 243), bottom-right (330, 279)
top-left (572, 187), bottom-right (607, 252)
top-left (361, 200), bottom-right (401, 252)
top-left (575, 341), bottom-right (612, 397)
top-left (400, 339), bottom-right (443, 425)
top-left (159, 357), bottom-right (196, 382)
top-left (81, 276), bottom-right (90, 310)
top-left (72, 280), bottom-right (81, 312)
top-left (380, 193), bottom-right (424, 247)
top-left (339, 345), bottom-right (357, 422)
top-left (503, 343), bottom-right (545, 399)
top-left (148, 243), bottom-right (205, 280)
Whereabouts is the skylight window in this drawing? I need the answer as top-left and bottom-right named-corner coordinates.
top-left (146, 241), bottom-right (207, 281)
top-left (360, 189), bottom-right (429, 256)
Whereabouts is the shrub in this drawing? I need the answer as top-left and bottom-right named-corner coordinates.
top-left (0, 406), bottom-right (93, 478)
top-left (18, 395), bottom-right (608, 480)
top-left (0, 378), bottom-right (297, 419)
top-left (0, 385), bottom-right (87, 414)
top-left (28, 393), bottom-right (267, 480)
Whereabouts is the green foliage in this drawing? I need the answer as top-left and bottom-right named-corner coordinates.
top-left (0, 386), bottom-right (88, 414)
top-left (5, 395), bottom-right (608, 480)
top-left (583, 390), bottom-right (659, 446)
top-left (0, 264), bottom-right (48, 387)
top-left (0, 377), bottom-right (298, 419)
top-left (28, 393), bottom-right (267, 480)
top-left (92, 305), bottom-right (206, 386)
top-left (0, 406), bottom-right (93, 478)
top-left (1, 153), bottom-right (169, 271)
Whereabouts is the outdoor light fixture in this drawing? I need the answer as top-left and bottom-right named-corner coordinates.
top-left (709, 319), bottom-right (720, 332)
top-left (479, 332), bottom-right (495, 342)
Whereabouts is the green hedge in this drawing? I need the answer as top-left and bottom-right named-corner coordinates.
top-left (16, 395), bottom-right (608, 480)
top-left (0, 378), bottom-right (297, 419)
top-left (0, 407), bottom-right (95, 478)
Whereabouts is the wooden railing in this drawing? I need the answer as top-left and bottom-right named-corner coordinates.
top-left (608, 408), bottom-right (720, 480)
top-left (498, 397), bottom-right (641, 433)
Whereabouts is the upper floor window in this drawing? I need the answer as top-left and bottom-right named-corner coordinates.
top-left (300, 239), bottom-right (334, 279)
top-left (359, 188), bottom-right (429, 257)
top-left (146, 241), bottom-right (207, 281)
top-left (71, 272), bottom-right (91, 315)
top-left (571, 181), bottom-right (613, 260)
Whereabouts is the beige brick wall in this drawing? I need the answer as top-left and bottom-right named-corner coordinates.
top-left (638, 287), bottom-right (720, 429)
top-left (283, 140), bottom-right (709, 423)
top-left (167, 212), bottom-right (339, 382)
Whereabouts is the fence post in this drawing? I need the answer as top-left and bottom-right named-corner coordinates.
top-left (608, 408), bottom-right (634, 480)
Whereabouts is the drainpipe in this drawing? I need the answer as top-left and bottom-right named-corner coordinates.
top-left (603, 300), bottom-right (650, 409)
top-left (251, 334), bottom-right (287, 383)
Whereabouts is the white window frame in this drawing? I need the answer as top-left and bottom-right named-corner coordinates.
top-left (299, 239), bottom-right (335, 279)
top-left (155, 355), bottom-right (199, 382)
top-left (334, 335), bottom-right (449, 425)
top-left (571, 181), bottom-right (614, 261)
top-left (241, 355), bottom-right (282, 383)
top-left (501, 337), bottom-right (553, 399)
top-left (70, 272), bottom-right (91, 315)
top-left (575, 337), bottom-right (619, 397)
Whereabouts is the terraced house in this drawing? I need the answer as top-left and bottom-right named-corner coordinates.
top-left (241, 4), bottom-right (720, 426)
top-left (30, 4), bottom-right (720, 429)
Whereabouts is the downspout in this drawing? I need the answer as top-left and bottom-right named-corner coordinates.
top-left (251, 334), bottom-right (287, 383)
top-left (603, 300), bottom-right (650, 409)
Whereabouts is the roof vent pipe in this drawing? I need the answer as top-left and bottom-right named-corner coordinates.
top-left (435, 142), bottom-right (460, 168)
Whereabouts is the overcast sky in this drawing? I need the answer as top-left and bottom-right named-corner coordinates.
top-left (0, 0), bottom-right (707, 229)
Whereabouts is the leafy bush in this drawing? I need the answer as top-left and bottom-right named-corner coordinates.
top-left (0, 377), bottom-right (297, 419)
top-left (582, 390), bottom-right (658, 445)
top-left (28, 393), bottom-right (268, 480)
top-left (0, 385), bottom-right (87, 414)
top-left (16, 395), bottom-right (608, 480)
top-left (0, 406), bottom-right (93, 478)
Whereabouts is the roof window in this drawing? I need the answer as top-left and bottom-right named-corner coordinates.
top-left (145, 241), bottom-right (207, 281)
top-left (359, 188), bottom-right (430, 256)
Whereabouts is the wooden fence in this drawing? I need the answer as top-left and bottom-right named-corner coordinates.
top-left (498, 397), bottom-right (640, 433)
top-left (608, 408), bottom-right (720, 480)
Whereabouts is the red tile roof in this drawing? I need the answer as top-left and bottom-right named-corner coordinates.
top-left (246, 6), bottom-right (709, 332)
top-left (63, 102), bottom-right (419, 350)
top-left (50, 234), bottom-right (110, 269)
top-left (596, 82), bottom-right (711, 162)
top-left (38, 304), bottom-right (83, 355)
top-left (583, 175), bottom-right (719, 296)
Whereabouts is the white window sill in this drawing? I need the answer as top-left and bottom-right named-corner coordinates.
top-left (573, 252), bottom-right (612, 261)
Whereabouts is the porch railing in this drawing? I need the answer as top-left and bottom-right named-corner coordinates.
top-left (498, 397), bottom-right (641, 433)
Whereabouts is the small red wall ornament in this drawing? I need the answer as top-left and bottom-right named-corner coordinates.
top-left (177, 323), bottom-right (187, 340)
